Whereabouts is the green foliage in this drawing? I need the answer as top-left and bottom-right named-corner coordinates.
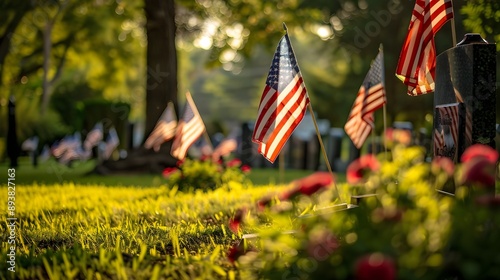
top-left (81, 99), bottom-right (130, 147)
top-left (461, 0), bottom-right (500, 50)
top-left (233, 145), bottom-right (500, 279)
top-left (10, 92), bottom-right (70, 146)
top-left (164, 158), bottom-right (252, 192)
top-left (50, 74), bottom-right (101, 131)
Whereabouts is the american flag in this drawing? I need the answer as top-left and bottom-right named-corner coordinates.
top-left (344, 48), bottom-right (386, 149)
top-left (144, 102), bottom-right (177, 152)
top-left (212, 128), bottom-right (239, 161)
top-left (171, 92), bottom-right (205, 160)
top-left (252, 33), bottom-right (309, 163)
top-left (434, 103), bottom-right (459, 159)
top-left (102, 126), bottom-right (120, 160)
top-left (83, 122), bottom-right (103, 151)
top-left (395, 0), bottom-right (454, 96)
top-left (21, 136), bottom-right (39, 152)
top-left (52, 133), bottom-right (81, 158)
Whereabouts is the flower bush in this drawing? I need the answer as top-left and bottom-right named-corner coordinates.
top-left (228, 144), bottom-right (500, 279)
top-left (162, 157), bottom-right (252, 192)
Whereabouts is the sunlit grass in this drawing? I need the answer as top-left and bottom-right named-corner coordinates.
top-left (0, 182), bottom-right (290, 279)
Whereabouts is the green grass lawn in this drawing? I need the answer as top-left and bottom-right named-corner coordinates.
top-left (0, 157), bottom-right (345, 186)
top-left (0, 157), bottom-right (347, 279)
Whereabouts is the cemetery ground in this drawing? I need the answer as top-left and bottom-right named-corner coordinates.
top-left (1, 147), bottom-right (499, 279)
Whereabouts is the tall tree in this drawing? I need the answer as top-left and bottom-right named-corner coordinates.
top-left (144, 0), bottom-right (178, 139)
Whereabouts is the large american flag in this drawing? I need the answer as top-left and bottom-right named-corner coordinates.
top-left (345, 48), bottom-right (386, 149)
top-left (171, 93), bottom-right (205, 160)
top-left (144, 102), bottom-right (177, 152)
top-left (102, 126), bottom-right (120, 160)
top-left (395, 0), bottom-right (454, 96)
top-left (252, 33), bottom-right (309, 163)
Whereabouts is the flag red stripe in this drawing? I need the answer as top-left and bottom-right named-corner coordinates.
top-left (260, 87), bottom-right (308, 161)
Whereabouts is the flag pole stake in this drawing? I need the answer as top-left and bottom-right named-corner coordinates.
top-left (450, 1), bottom-right (457, 46)
top-left (451, 18), bottom-right (457, 46)
top-left (380, 44), bottom-right (388, 161)
top-left (383, 104), bottom-right (388, 160)
top-left (279, 153), bottom-right (285, 185)
top-left (307, 104), bottom-right (343, 203)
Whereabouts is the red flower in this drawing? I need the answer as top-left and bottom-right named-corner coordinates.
top-left (372, 207), bottom-right (403, 223)
top-left (228, 208), bottom-right (246, 233)
top-left (461, 157), bottom-right (496, 188)
top-left (257, 196), bottom-right (273, 211)
top-left (431, 156), bottom-right (455, 177)
top-left (296, 172), bottom-right (334, 196)
top-left (355, 253), bottom-right (396, 280)
top-left (347, 155), bottom-right (380, 184)
top-left (385, 128), bottom-right (394, 142)
top-left (162, 167), bottom-right (179, 178)
top-left (227, 243), bottom-right (244, 263)
top-left (241, 164), bottom-right (251, 173)
top-left (461, 144), bottom-right (498, 164)
top-left (306, 230), bottom-right (339, 261)
top-left (199, 154), bottom-right (210, 161)
top-left (227, 158), bottom-right (242, 168)
top-left (176, 159), bottom-right (185, 167)
top-left (475, 195), bottom-right (500, 208)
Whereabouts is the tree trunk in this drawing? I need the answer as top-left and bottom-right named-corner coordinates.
top-left (92, 0), bottom-right (179, 174)
top-left (41, 21), bottom-right (53, 115)
top-left (144, 0), bottom-right (178, 139)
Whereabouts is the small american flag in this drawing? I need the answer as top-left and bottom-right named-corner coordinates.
top-left (84, 122), bottom-right (103, 151)
top-left (212, 128), bottom-right (239, 161)
top-left (436, 104), bottom-right (459, 148)
top-left (345, 47), bottom-right (386, 149)
top-left (395, 0), bottom-right (454, 96)
top-left (171, 92), bottom-right (205, 160)
top-left (252, 32), bottom-right (309, 163)
top-left (103, 126), bottom-right (120, 160)
top-left (144, 102), bottom-right (177, 152)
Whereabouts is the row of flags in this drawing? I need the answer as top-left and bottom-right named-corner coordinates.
top-left (21, 125), bottom-right (120, 165)
top-left (251, 0), bottom-right (455, 163)
top-left (148, 0), bottom-right (455, 164)
top-left (144, 92), bottom-right (238, 161)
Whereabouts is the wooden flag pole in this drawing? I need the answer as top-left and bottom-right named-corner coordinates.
top-left (279, 153), bottom-right (285, 185)
top-left (383, 104), bottom-right (388, 159)
top-left (379, 44), bottom-right (388, 160)
top-left (450, 1), bottom-right (457, 46)
top-left (451, 18), bottom-right (457, 46)
top-left (307, 104), bottom-right (343, 203)
top-left (186, 91), bottom-right (214, 150)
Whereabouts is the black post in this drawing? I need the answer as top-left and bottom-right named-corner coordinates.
top-left (241, 122), bottom-right (253, 167)
top-left (7, 96), bottom-right (19, 168)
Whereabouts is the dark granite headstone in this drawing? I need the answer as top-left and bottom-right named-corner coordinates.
top-left (240, 122), bottom-right (254, 167)
top-left (434, 33), bottom-right (496, 161)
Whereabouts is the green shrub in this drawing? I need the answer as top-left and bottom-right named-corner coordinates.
top-left (230, 145), bottom-right (500, 280)
top-left (163, 158), bottom-right (252, 192)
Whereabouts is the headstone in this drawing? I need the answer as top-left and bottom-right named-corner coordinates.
top-left (434, 33), bottom-right (496, 162)
top-left (348, 139), bottom-right (360, 164)
top-left (241, 122), bottom-right (255, 167)
top-left (329, 128), bottom-right (346, 172)
top-left (127, 122), bottom-right (134, 150)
